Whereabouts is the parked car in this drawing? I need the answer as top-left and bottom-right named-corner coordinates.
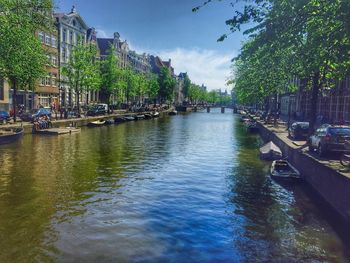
top-left (308, 124), bottom-right (350, 156)
top-left (20, 108), bottom-right (51, 122)
top-left (0, 111), bottom-right (10, 123)
top-left (288, 122), bottom-right (309, 139)
top-left (86, 105), bottom-right (107, 116)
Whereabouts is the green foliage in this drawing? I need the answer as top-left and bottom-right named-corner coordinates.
top-left (62, 42), bottom-right (101, 114)
top-left (0, 0), bottom-right (53, 121)
top-left (183, 74), bottom-right (191, 99)
top-left (158, 67), bottom-right (176, 103)
top-left (222, 0), bottom-right (350, 129)
top-left (100, 45), bottom-right (121, 104)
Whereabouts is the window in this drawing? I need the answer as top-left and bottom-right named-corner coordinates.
top-left (38, 32), bottom-right (44, 43)
top-left (63, 28), bottom-right (67, 43)
top-left (45, 34), bottom-right (51, 45)
top-left (52, 55), bottom-right (57, 66)
top-left (62, 47), bottom-right (66, 63)
top-left (40, 78), bottom-right (45, 86)
top-left (70, 31), bottom-right (73, 44)
top-left (52, 74), bottom-right (57, 87)
top-left (51, 36), bottom-right (57, 47)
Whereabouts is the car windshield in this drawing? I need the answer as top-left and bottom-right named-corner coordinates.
top-left (0, 111), bottom-right (7, 114)
top-left (329, 128), bottom-right (350, 136)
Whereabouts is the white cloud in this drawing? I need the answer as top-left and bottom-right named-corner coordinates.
top-left (95, 27), bottom-right (112, 38)
top-left (156, 48), bottom-right (235, 91)
top-left (93, 29), bottom-right (234, 91)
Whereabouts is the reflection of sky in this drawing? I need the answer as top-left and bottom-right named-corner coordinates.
top-left (0, 111), bottom-right (349, 261)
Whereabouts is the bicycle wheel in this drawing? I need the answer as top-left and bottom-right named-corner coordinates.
top-left (340, 154), bottom-right (350, 167)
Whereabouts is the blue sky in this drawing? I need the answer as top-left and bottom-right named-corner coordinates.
top-left (56, 0), bottom-right (247, 91)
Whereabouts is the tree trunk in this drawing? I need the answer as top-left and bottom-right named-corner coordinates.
top-left (12, 78), bottom-right (17, 122)
top-left (76, 86), bottom-right (80, 118)
top-left (309, 73), bottom-right (320, 133)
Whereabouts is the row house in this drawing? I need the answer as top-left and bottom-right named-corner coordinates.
top-left (97, 32), bottom-right (130, 69)
top-left (128, 51), bottom-right (151, 74)
top-left (175, 72), bottom-right (187, 105)
top-left (36, 28), bottom-right (59, 109)
top-left (279, 76), bottom-right (350, 124)
top-left (54, 6), bottom-right (90, 108)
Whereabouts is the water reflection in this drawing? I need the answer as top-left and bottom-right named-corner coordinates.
top-left (0, 110), bottom-right (349, 262)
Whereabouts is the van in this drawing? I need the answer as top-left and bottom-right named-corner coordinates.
top-left (97, 104), bottom-right (108, 114)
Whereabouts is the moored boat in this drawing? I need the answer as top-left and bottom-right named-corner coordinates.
top-left (135, 114), bottom-right (145, 120)
top-left (114, 117), bottom-right (126, 123)
top-left (124, 116), bottom-right (135, 121)
top-left (0, 127), bottom-right (24, 145)
top-left (144, 113), bottom-right (153, 119)
top-left (152, 111), bottom-right (160, 118)
top-left (87, 120), bottom-right (105, 127)
top-left (104, 119), bottom-right (114, 125)
top-left (168, 110), bottom-right (177, 116)
top-left (270, 160), bottom-right (301, 181)
top-left (259, 141), bottom-right (282, 160)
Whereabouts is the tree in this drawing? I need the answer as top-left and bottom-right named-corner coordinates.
top-left (62, 42), bottom-right (101, 117)
top-left (158, 67), bottom-right (176, 103)
top-left (183, 74), bottom-right (191, 100)
top-left (100, 45), bottom-right (120, 108)
top-left (146, 73), bottom-right (160, 104)
top-left (206, 0), bottom-right (350, 131)
top-left (0, 0), bottom-right (54, 121)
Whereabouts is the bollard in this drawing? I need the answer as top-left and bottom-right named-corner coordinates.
top-left (207, 107), bottom-right (210, 113)
top-left (221, 107), bottom-right (225, 113)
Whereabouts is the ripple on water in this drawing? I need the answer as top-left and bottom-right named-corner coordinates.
top-left (0, 111), bottom-right (349, 262)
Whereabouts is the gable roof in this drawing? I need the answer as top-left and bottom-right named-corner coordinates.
top-left (97, 38), bottom-right (113, 56)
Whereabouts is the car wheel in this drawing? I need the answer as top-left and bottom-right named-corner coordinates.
top-left (318, 144), bottom-right (325, 157)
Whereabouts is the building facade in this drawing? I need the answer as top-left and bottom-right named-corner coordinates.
top-left (54, 6), bottom-right (89, 108)
top-left (36, 29), bottom-right (59, 109)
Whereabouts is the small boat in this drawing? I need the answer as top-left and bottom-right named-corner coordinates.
top-left (152, 111), bottom-right (160, 118)
top-left (259, 141), bottom-right (282, 160)
top-left (104, 119), bottom-right (114, 125)
top-left (270, 160), bottom-right (301, 181)
top-left (124, 116), bottom-right (135, 121)
top-left (0, 127), bottom-right (24, 145)
top-left (144, 113), bottom-right (153, 119)
top-left (114, 117), bottom-right (126, 123)
top-left (168, 110), bottom-right (177, 116)
top-left (87, 120), bottom-right (105, 127)
top-left (135, 114), bottom-right (145, 120)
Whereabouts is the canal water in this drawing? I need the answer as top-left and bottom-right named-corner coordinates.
top-left (0, 109), bottom-right (349, 262)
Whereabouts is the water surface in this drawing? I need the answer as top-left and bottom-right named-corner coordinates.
top-left (0, 109), bottom-right (349, 262)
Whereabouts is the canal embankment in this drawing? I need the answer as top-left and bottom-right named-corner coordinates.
top-left (0, 110), bottom-right (169, 134)
top-left (258, 121), bottom-right (350, 226)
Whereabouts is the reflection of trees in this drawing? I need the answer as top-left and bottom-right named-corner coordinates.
top-left (228, 120), bottom-right (298, 262)
top-left (0, 118), bottom-right (176, 261)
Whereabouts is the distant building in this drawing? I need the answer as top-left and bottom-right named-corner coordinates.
top-left (150, 56), bottom-right (175, 76)
top-left (36, 26), bottom-right (59, 109)
top-left (54, 6), bottom-right (90, 108)
top-left (128, 51), bottom-right (151, 74)
top-left (97, 32), bottom-right (130, 70)
top-left (175, 72), bottom-right (187, 105)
